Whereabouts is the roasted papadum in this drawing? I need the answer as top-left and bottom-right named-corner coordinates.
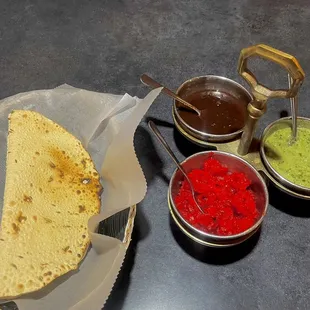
top-left (0, 110), bottom-right (102, 298)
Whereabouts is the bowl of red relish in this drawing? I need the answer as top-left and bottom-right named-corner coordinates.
top-left (168, 151), bottom-right (268, 247)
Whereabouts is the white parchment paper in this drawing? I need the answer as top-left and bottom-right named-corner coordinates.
top-left (0, 85), bottom-right (161, 310)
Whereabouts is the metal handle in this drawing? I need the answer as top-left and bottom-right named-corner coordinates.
top-left (140, 74), bottom-right (201, 115)
top-left (148, 120), bottom-right (187, 176)
top-left (237, 44), bottom-right (305, 155)
top-left (238, 44), bottom-right (305, 99)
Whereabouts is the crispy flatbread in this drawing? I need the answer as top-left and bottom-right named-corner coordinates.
top-left (0, 110), bottom-right (102, 298)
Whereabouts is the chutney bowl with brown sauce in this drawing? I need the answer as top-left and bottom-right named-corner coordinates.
top-left (172, 75), bottom-right (252, 145)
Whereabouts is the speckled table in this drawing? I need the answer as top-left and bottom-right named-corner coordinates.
top-left (1, 1), bottom-right (310, 309)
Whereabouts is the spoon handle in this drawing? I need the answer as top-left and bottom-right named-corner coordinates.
top-left (140, 74), bottom-right (201, 115)
top-left (148, 121), bottom-right (205, 214)
top-left (148, 121), bottom-right (187, 176)
top-left (288, 74), bottom-right (298, 141)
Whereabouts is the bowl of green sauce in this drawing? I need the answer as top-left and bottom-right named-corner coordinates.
top-left (260, 117), bottom-right (310, 197)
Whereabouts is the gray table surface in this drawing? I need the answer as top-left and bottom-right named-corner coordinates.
top-left (1, 1), bottom-right (310, 309)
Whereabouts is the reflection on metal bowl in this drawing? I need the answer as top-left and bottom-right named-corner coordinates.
top-left (173, 75), bottom-right (252, 145)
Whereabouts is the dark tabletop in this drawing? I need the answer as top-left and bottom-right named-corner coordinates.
top-left (1, 1), bottom-right (310, 309)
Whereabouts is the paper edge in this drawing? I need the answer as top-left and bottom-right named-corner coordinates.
top-left (71, 88), bottom-right (162, 309)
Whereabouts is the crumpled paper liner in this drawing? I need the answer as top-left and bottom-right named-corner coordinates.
top-left (0, 85), bottom-right (161, 310)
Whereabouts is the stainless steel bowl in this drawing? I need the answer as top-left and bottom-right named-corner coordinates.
top-left (172, 75), bottom-right (253, 145)
top-left (168, 151), bottom-right (269, 247)
top-left (260, 116), bottom-right (310, 197)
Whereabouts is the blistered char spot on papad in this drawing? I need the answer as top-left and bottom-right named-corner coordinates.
top-left (0, 110), bottom-right (102, 299)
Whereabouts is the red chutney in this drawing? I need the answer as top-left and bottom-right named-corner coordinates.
top-left (175, 154), bottom-right (258, 236)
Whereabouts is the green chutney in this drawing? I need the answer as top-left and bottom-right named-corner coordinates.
top-left (264, 127), bottom-right (310, 188)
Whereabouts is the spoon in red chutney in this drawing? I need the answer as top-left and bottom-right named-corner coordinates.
top-left (148, 120), bottom-right (205, 214)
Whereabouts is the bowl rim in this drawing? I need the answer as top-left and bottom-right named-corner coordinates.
top-left (167, 193), bottom-right (261, 247)
top-left (168, 150), bottom-right (269, 240)
top-left (260, 116), bottom-right (310, 195)
top-left (173, 75), bottom-right (253, 140)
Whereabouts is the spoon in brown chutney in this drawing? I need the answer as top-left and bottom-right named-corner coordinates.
top-left (176, 90), bottom-right (247, 135)
top-left (141, 74), bottom-right (247, 136)
top-left (140, 74), bottom-right (201, 116)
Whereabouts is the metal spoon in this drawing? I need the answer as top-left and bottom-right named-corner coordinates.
top-left (148, 120), bottom-right (205, 214)
top-left (141, 74), bottom-right (201, 116)
top-left (288, 74), bottom-right (298, 144)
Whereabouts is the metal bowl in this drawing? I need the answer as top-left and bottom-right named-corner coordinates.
top-left (172, 75), bottom-right (252, 145)
top-left (260, 116), bottom-right (310, 197)
top-left (168, 151), bottom-right (269, 247)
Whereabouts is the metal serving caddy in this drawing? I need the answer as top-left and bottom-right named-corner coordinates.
top-left (173, 44), bottom-right (308, 199)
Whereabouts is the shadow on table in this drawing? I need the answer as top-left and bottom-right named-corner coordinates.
top-left (144, 116), bottom-right (174, 129)
top-left (103, 208), bottom-right (146, 310)
top-left (269, 183), bottom-right (310, 217)
top-left (105, 124), bottom-right (167, 309)
top-left (169, 215), bottom-right (261, 265)
top-left (145, 116), bottom-right (215, 158)
top-left (173, 127), bottom-right (216, 157)
top-left (280, 110), bottom-right (289, 118)
top-left (135, 122), bottom-right (170, 185)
